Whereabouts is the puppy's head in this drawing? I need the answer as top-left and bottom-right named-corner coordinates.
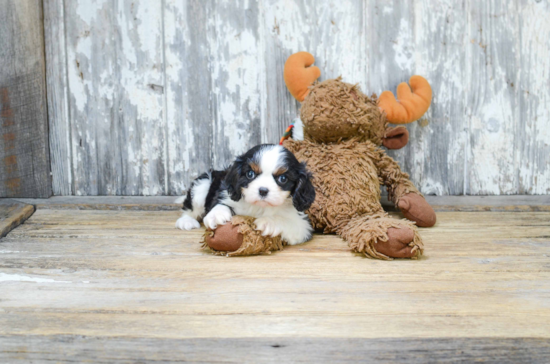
top-left (225, 144), bottom-right (315, 211)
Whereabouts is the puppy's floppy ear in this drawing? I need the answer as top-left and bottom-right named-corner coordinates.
top-left (225, 158), bottom-right (243, 201)
top-left (292, 162), bottom-right (316, 211)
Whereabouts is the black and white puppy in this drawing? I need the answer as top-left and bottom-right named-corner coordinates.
top-left (175, 144), bottom-right (315, 245)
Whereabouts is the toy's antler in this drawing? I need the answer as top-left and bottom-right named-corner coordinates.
top-left (378, 76), bottom-right (432, 124)
top-left (284, 52), bottom-right (321, 102)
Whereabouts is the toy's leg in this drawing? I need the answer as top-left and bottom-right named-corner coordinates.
top-left (339, 213), bottom-right (424, 260)
top-left (397, 192), bottom-right (436, 227)
top-left (375, 150), bottom-right (436, 227)
top-left (202, 216), bottom-right (285, 257)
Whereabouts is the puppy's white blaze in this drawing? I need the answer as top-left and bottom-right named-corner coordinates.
top-left (259, 145), bottom-right (285, 175)
top-left (243, 145), bottom-right (288, 207)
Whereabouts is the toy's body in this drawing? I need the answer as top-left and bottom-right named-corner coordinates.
top-left (284, 136), bottom-right (423, 259)
top-left (284, 138), bottom-right (412, 231)
top-left (202, 52), bottom-right (436, 259)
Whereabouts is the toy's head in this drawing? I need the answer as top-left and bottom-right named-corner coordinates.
top-left (284, 52), bottom-right (432, 149)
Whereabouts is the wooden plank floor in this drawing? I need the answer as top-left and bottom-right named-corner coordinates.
top-left (1, 206), bottom-right (550, 362)
top-left (0, 200), bottom-right (34, 239)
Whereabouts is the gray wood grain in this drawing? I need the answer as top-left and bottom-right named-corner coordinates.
top-left (208, 0), bottom-right (263, 169)
top-left (1, 336), bottom-right (549, 364)
top-left (466, 0), bottom-right (520, 195)
top-left (44, 0), bottom-right (550, 196)
top-left (0, 0), bottom-right (51, 198)
top-left (399, 0), bottom-right (468, 196)
top-left (0, 199), bottom-right (35, 238)
top-left (7, 195), bottom-right (550, 212)
top-left (517, 0), bottom-right (550, 194)
top-left (44, 0), bottom-right (72, 196)
top-left (63, 0), bottom-right (167, 195)
top-left (163, 0), bottom-right (214, 196)
top-left (2, 207), bottom-right (550, 361)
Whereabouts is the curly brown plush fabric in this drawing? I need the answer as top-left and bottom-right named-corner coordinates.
top-left (202, 216), bottom-right (285, 257)
top-left (342, 213), bottom-right (423, 260)
top-left (283, 138), bottom-right (419, 230)
top-left (300, 78), bottom-right (387, 145)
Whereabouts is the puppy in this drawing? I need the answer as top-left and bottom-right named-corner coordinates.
top-left (175, 144), bottom-right (315, 245)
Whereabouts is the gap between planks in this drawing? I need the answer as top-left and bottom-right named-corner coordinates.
top-left (8, 195), bottom-right (550, 212)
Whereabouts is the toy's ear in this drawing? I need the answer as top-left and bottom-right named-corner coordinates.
top-left (292, 163), bottom-right (316, 211)
top-left (284, 52), bottom-right (321, 102)
top-left (378, 75), bottom-right (432, 124)
top-left (382, 127), bottom-right (409, 150)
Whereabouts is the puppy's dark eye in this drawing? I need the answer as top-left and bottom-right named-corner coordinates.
top-left (246, 170), bottom-right (255, 179)
top-left (277, 175), bottom-right (288, 183)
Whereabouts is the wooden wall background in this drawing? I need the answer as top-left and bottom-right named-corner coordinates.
top-left (0, 0), bottom-right (50, 198)
top-left (42, 0), bottom-right (550, 196)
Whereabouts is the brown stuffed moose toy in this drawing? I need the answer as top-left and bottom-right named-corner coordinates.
top-left (203, 51), bottom-right (436, 260)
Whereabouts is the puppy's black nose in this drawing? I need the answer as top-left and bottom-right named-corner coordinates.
top-left (259, 187), bottom-right (269, 197)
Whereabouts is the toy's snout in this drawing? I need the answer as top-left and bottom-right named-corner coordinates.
top-left (382, 127), bottom-right (409, 150)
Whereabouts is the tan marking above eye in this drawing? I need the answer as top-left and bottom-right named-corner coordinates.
top-left (249, 162), bottom-right (261, 174)
top-left (273, 167), bottom-right (288, 176)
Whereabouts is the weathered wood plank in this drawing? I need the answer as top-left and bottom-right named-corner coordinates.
top-left (64, 0), bottom-right (120, 195)
top-left (0, 336), bottom-right (549, 364)
top-left (163, 0), bottom-right (214, 195)
top-left (64, 0), bottom-right (166, 195)
top-left (1, 210), bottom-right (550, 341)
top-left (43, 0), bottom-right (550, 196)
top-left (2, 209), bottom-right (550, 360)
top-left (208, 0), bottom-right (263, 169)
top-left (44, 0), bottom-right (72, 196)
top-left (406, 0), bottom-right (468, 195)
top-left (0, 199), bottom-right (34, 238)
top-left (0, 0), bottom-right (51, 198)
top-left (7, 195), bottom-right (550, 212)
top-left (466, 0), bottom-right (520, 195)
top-left (517, 0), bottom-right (550, 194)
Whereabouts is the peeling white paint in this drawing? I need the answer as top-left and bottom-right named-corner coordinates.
top-left (421, 179), bottom-right (445, 196)
top-left (0, 273), bottom-right (70, 283)
top-left (517, 1), bottom-right (550, 194)
top-left (47, 0), bottom-right (550, 196)
top-left (470, 91), bottom-right (516, 195)
top-left (209, 2), bottom-right (263, 168)
top-left (393, 19), bottom-right (413, 72)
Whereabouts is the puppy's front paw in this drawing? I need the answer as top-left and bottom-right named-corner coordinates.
top-left (254, 218), bottom-right (282, 237)
top-left (203, 205), bottom-right (232, 229)
top-left (175, 216), bottom-right (200, 230)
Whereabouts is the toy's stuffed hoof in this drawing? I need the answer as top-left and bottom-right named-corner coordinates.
top-left (204, 223), bottom-right (243, 252)
top-left (398, 193), bottom-right (436, 227)
top-left (202, 216), bottom-right (286, 257)
top-left (343, 214), bottom-right (424, 260)
top-left (374, 226), bottom-right (417, 258)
